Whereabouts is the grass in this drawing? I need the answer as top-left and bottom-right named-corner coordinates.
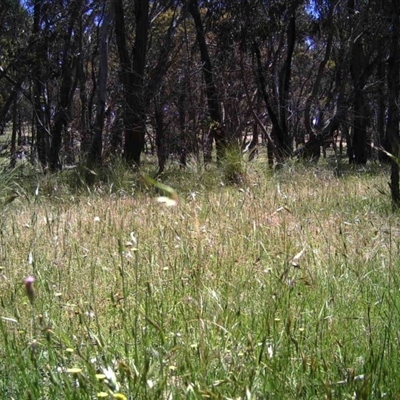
top-left (0, 157), bottom-right (400, 399)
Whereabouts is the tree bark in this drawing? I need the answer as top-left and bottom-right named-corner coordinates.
top-left (348, 0), bottom-right (373, 165)
top-left (113, 0), bottom-right (149, 166)
top-left (32, 0), bottom-right (49, 169)
top-left (303, 3), bottom-right (334, 161)
top-left (154, 94), bottom-right (167, 174)
top-left (188, 0), bottom-right (226, 163)
top-left (49, 0), bottom-right (82, 171)
top-left (88, 1), bottom-right (114, 166)
top-left (277, 6), bottom-right (297, 157)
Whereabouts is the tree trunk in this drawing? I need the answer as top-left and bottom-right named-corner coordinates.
top-left (32, 0), bottom-right (49, 169)
top-left (88, 1), bottom-right (114, 166)
top-left (10, 95), bottom-right (18, 168)
top-left (155, 94), bottom-right (167, 174)
top-left (188, 0), bottom-right (226, 163)
top-left (277, 6), bottom-right (297, 158)
top-left (114, 0), bottom-right (149, 166)
top-left (77, 13), bottom-right (91, 156)
top-left (348, 0), bottom-right (369, 165)
top-left (48, 0), bottom-right (82, 171)
top-left (178, 80), bottom-right (188, 167)
top-left (303, 3), bottom-right (333, 161)
top-left (253, 41), bottom-right (284, 162)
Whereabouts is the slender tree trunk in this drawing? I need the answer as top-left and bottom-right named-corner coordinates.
top-left (277, 6), bottom-right (297, 157)
top-left (77, 14), bottom-right (91, 156)
top-left (376, 52), bottom-right (387, 162)
top-left (32, 0), bottom-right (48, 169)
top-left (178, 81), bottom-right (188, 167)
top-left (10, 96), bottom-right (18, 168)
top-left (155, 94), bottom-right (167, 174)
top-left (88, 1), bottom-right (114, 165)
top-left (303, 3), bottom-right (333, 161)
top-left (348, 0), bottom-right (369, 164)
top-left (188, 0), bottom-right (226, 163)
top-left (48, 0), bottom-right (82, 171)
top-left (253, 41), bottom-right (285, 164)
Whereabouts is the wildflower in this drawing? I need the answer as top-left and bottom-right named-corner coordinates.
top-left (24, 276), bottom-right (36, 304)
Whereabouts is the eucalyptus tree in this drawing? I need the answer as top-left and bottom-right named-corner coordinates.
top-left (31, 0), bottom-right (51, 168)
top-left (346, 0), bottom-right (387, 164)
top-left (232, 0), bottom-right (304, 164)
top-left (187, 0), bottom-right (226, 162)
top-left (0, 0), bottom-right (29, 164)
top-left (300, 0), bottom-right (335, 160)
top-left (0, 0), bottom-right (29, 134)
top-left (88, 0), bottom-right (114, 166)
top-left (113, 0), bottom-right (149, 166)
top-left (48, 0), bottom-right (86, 171)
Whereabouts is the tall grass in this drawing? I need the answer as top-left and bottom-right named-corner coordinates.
top-left (0, 159), bottom-right (399, 399)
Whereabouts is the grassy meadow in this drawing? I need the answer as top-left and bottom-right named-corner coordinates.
top-left (0, 157), bottom-right (400, 399)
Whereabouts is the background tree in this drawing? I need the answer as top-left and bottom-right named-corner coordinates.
top-left (113, 0), bottom-right (149, 166)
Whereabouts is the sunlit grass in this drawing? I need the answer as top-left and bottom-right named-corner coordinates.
top-left (0, 158), bottom-right (399, 399)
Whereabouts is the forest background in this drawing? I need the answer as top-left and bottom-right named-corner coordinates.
top-left (0, 0), bottom-right (399, 185)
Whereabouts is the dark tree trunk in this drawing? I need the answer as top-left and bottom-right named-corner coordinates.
top-left (252, 1), bottom-right (298, 166)
top-left (77, 14), bottom-right (91, 156)
top-left (348, 0), bottom-right (372, 165)
top-left (350, 39), bottom-right (368, 165)
top-left (114, 0), bottom-right (149, 166)
top-left (155, 95), bottom-right (167, 174)
top-left (188, 0), bottom-right (226, 163)
top-left (277, 6), bottom-right (297, 157)
top-left (49, 0), bottom-right (82, 171)
top-left (376, 53), bottom-right (387, 162)
top-left (178, 81), bottom-right (188, 167)
top-left (88, 1), bottom-right (113, 166)
top-left (10, 95), bottom-right (18, 168)
top-left (303, 3), bottom-right (333, 161)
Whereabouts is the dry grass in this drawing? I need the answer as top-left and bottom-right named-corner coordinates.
top-left (0, 160), bottom-right (399, 399)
